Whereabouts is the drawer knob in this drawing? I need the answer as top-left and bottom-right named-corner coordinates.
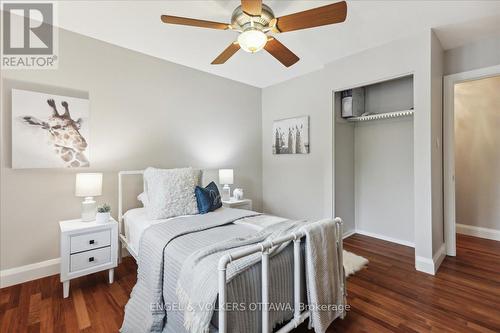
top-left (89, 240), bottom-right (95, 245)
top-left (88, 257), bottom-right (94, 262)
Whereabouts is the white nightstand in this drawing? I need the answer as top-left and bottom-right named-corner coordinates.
top-left (222, 198), bottom-right (253, 210)
top-left (59, 217), bottom-right (118, 298)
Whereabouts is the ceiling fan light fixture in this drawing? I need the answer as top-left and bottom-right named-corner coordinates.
top-left (237, 29), bottom-right (267, 53)
top-left (161, 1), bottom-right (348, 66)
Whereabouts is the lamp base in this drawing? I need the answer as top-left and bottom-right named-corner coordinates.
top-left (81, 197), bottom-right (96, 222)
top-left (222, 184), bottom-right (231, 201)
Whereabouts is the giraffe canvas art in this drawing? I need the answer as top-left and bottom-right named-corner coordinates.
top-left (12, 89), bottom-right (90, 168)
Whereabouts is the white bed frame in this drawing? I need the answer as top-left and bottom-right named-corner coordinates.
top-left (118, 170), bottom-right (346, 333)
top-left (118, 170), bottom-right (144, 260)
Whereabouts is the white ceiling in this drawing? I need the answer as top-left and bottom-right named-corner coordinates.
top-left (50, 1), bottom-right (500, 87)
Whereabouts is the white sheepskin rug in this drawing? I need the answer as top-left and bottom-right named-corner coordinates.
top-left (343, 250), bottom-right (368, 277)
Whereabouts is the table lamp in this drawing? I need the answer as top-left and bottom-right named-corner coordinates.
top-left (219, 169), bottom-right (233, 201)
top-left (75, 173), bottom-right (103, 222)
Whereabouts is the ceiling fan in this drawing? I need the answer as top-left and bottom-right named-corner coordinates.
top-left (161, 0), bottom-right (347, 67)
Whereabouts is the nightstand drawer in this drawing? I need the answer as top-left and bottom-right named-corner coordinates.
top-left (70, 246), bottom-right (111, 272)
top-left (70, 229), bottom-right (111, 254)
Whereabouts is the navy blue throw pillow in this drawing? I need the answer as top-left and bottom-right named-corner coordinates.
top-left (195, 181), bottom-right (222, 214)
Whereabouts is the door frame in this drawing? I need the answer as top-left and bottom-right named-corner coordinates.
top-left (443, 64), bottom-right (500, 256)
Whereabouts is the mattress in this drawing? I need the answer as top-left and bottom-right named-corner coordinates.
top-left (123, 207), bottom-right (163, 255)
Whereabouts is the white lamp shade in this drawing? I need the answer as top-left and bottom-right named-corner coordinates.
top-left (75, 173), bottom-right (103, 197)
top-left (219, 169), bottom-right (234, 185)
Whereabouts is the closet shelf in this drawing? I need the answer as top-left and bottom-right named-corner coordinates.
top-left (347, 109), bottom-right (414, 122)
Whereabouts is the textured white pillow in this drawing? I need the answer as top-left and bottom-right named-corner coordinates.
top-left (143, 167), bottom-right (200, 219)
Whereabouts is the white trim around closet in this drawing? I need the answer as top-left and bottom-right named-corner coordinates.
top-left (415, 244), bottom-right (446, 276)
top-left (443, 64), bottom-right (500, 256)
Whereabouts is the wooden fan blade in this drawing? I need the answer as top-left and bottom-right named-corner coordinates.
top-left (241, 0), bottom-right (262, 16)
top-left (211, 42), bottom-right (241, 64)
top-left (161, 15), bottom-right (230, 30)
top-left (274, 1), bottom-right (347, 33)
top-left (264, 37), bottom-right (299, 67)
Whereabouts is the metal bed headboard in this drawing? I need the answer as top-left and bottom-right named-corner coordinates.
top-left (118, 170), bottom-right (145, 225)
top-left (117, 170), bottom-right (145, 261)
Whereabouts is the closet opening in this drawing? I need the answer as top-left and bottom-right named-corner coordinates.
top-left (333, 74), bottom-right (415, 248)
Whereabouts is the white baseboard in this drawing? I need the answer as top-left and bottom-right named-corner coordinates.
top-left (347, 229), bottom-right (446, 275)
top-left (343, 229), bottom-right (356, 239)
top-left (456, 224), bottom-right (500, 241)
top-left (0, 250), bottom-right (131, 288)
top-left (415, 256), bottom-right (434, 274)
top-left (433, 243), bottom-right (447, 272)
top-left (415, 243), bottom-right (446, 275)
top-left (354, 229), bottom-right (415, 248)
top-left (0, 258), bottom-right (60, 288)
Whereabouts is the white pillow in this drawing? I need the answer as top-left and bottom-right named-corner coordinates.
top-left (143, 167), bottom-right (200, 219)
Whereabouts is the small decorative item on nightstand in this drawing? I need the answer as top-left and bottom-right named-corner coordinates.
top-left (233, 188), bottom-right (244, 200)
top-left (222, 198), bottom-right (252, 211)
top-left (59, 217), bottom-right (118, 298)
top-left (96, 203), bottom-right (111, 224)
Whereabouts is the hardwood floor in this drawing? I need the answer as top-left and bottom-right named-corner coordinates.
top-left (1, 234), bottom-right (499, 332)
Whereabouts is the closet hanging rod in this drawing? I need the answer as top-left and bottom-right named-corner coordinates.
top-left (347, 109), bottom-right (414, 122)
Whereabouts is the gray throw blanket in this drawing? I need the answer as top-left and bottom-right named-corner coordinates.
top-left (176, 219), bottom-right (344, 333)
top-left (176, 220), bottom-right (303, 333)
top-left (304, 219), bottom-right (343, 333)
top-left (120, 208), bottom-right (260, 333)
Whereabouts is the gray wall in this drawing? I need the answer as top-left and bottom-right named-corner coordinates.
top-left (334, 95), bottom-right (355, 234)
top-left (455, 75), bottom-right (500, 231)
top-left (0, 28), bottom-right (262, 270)
top-left (355, 76), bottom-right (415, 245)
top-left (444, 35), bottom-right (500, 75)
top-left (261, 69), bottom-right (333, 223)
top-left (263, 31), bottom-right (442, 266)
top-left (354, 118), bottom-right (414, 244)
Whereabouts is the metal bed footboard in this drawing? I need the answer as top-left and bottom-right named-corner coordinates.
top-left (217, 218), bottom-right (346, 333)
